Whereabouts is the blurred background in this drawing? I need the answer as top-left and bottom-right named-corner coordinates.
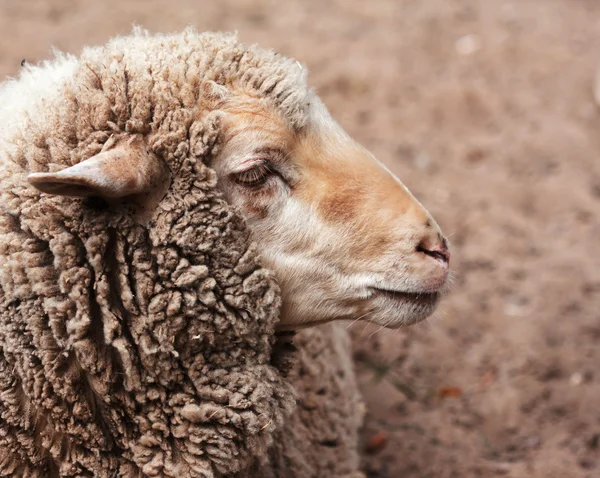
top-left (2, 1), bottom-right (599, 476)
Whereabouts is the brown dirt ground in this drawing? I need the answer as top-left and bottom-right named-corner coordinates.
top-left (1, 1), bottom-right (599, 476)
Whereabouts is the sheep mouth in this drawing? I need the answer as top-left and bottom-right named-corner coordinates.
top-left (370, 287), bottom-right (440, 306)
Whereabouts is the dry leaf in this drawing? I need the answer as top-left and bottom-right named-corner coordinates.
top-left (365, 431), bottom-right (389, 454)
top-left (437, 386), bottom-right (463, 399)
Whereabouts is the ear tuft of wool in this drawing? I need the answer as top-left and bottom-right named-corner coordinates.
top-left (0, 28), bottom-right (364, 478)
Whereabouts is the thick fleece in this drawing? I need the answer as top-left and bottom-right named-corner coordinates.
top-left (255, 323), bottom-right (365, 478)
top-left (0, 29), bottom-right (363, 477)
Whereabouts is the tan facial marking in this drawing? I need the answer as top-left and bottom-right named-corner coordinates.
top-left (291, 121), bottom-right (434, 269)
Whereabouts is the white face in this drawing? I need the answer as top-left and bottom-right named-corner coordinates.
top-left (212, 95), bottom-right (450, 330)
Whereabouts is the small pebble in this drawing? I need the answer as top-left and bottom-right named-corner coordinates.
top-left (455, 34), bottom-right (482, 56)
top-left (569, 372), bottom-right (583, 386)
top-left (504, 302), bottom-right (526, 317)
top-left (414, 151), bottom-right (431, 170)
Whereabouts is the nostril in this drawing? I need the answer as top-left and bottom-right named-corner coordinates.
top-left (417, 241), bottom-right (450, 265)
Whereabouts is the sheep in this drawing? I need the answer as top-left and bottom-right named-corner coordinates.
top-left (0, 28), bottom-right (449, 477)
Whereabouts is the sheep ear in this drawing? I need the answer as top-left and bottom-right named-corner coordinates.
top-left (28, 140), bottom-right (169, 199)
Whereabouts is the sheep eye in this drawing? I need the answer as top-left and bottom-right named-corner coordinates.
top-left (232, 162), bottom-right (273, 187)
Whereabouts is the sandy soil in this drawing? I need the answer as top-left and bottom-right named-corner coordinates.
top-left (1, 1), bottom-right (599, 476)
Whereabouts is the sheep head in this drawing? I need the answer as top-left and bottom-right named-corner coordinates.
top-left (28, 90), bottom-right (449, 332)
top-left (213, 94), bottom-right (450, 330)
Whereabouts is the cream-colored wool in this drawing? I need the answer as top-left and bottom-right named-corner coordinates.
top-left (0, 29), bottom-right (363, 477)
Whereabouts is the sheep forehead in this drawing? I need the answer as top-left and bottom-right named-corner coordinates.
top-left (219, 94), bottom-right (423, 213)
top-left (218, 96), bottom-right (298, 166)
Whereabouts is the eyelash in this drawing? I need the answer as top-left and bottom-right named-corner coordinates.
top-left (232, 161), bottom-right (274, 187)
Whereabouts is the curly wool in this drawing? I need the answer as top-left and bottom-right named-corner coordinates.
top-left (0, 29), bottom-right (363, 478)
top-left (255, 323), bottom-right (365, 478)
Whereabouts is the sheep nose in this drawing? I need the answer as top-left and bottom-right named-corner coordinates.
top-left (416, 235), bottom-right (450, 266)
